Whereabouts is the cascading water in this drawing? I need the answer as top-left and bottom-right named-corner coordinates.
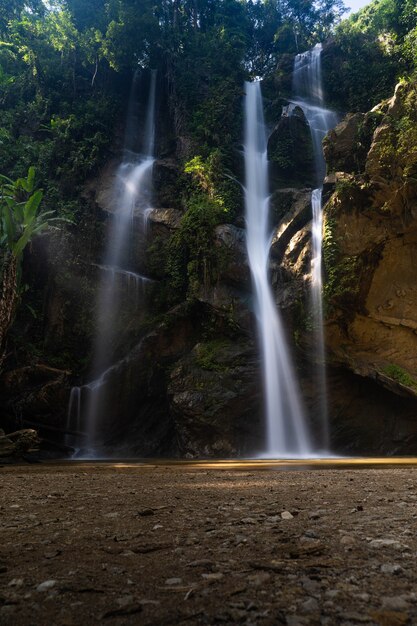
top-left (244, 81), bottom-right (313, 458)
top-left (68, 71), bottom-right (157, 457)
top-left (291, 44), bottom-right (338, 450)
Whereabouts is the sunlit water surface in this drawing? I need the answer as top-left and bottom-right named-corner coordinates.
top-left (37, 458), bottom-right (417, 472)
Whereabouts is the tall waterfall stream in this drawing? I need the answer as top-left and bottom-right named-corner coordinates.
top-left (66, 71), bottom-right (157, 457)
top-left (244, 81), bottom-right (313, 458)
top-left (292, 44), bottom-right (338, 451)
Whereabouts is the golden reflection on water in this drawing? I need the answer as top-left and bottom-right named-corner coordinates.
top-left (107, 457), bottom-right (417, 471)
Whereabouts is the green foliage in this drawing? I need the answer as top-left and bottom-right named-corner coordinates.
top-left (383, 364), bottom-right (417, 390)
top-left (184, 150), bottom-right (241, 220)
top-left (0, 167), bottom-right (59, 260)
top-left (195, 339), bottom-right (230, 372)
top-left (324, 27), bottom-right (399, 111)
top-left (365, 81), bottom-right (417, 184)
top-left (166, 193), bottom-right (225, 302)
top-left (322, 214), bottom-right (362, 315)
top-left (325, 0), bottom-right (417, 112)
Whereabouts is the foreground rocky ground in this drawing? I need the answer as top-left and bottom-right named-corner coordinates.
top-left (1, 463), bottom-right (417, 625)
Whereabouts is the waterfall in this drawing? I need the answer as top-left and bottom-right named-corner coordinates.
top-left (244, 81), bottom-right (313, 458)
top-left (65, 386), bottom-right (81, 448)
top-left (291, 44), bottom-right (338, 450)
top-left (69, 70), bottom-right (157, 458)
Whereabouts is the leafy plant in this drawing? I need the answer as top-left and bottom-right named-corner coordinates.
top-left (0, 167), bottom-right (64, 367)
top-left (382, 364), bottom-right (417, 390)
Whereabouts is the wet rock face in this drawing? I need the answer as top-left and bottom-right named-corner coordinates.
top-left (267, 106), bottom-right (315, 188)
top-left (323, 112), bottom-right (365, 174)
top-left (168, 338), bottom-right (262, 457)
top-left (0, 428), bottom-right (40, 458)
top-left (321, 81), bottom-right (417, 446)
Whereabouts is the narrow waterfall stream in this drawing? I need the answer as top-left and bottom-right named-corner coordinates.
top-left (244, 81), bottom-right (313, 458)
top-left (291, 44), bottom-right (338, 450)
top-left (67, 71), bottom-right (157, 457)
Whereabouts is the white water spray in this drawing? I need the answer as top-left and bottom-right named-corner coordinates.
top-left (292, 44), bottom-right (338, 449)
top-left (68, 71), bottom-right (157, 456)
top-left (244, 81), bottom-right (313, 458)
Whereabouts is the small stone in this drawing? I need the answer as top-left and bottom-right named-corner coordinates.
top-left (369, 539), bottom-right (404, 550)
top-left (104, 512), bottom-right (119, 518)
top-left (382, 596), bottom-right (410, 611)
top-left (165, 578), bottom-right (182, 586)
top-left (44, 550), bottom-right (61, 559)
top-left (188, 559), bottom-right (214, 568)
top-left (299, 597), bottom-right (319, 614)
top-left (202, 573), bottom-right (224, 581)
top-left (116, 595), bottom-right (134, 607)
top-left (137, 509), bottom-right (155, 517)
top-left (357, 593), bottom-right (370, 602)
top-left (301, 578), bottom-right (320, 594)
top-left (308, 511), bottom-right (320, 520)
top-left (340, 535), bottom-right (357, 548)
top-left (381, 564), bottom-right (403, 575)
top-left (304, 530), bottom-right (319, 539)
top-left (281, 511), bottom-right (293, 520)
top-left (8, 579), bottom-right (24, 587)
top-left (36, 580), bottom-right (57, 592)
top-left (248, 572), bottom-right (271, 586)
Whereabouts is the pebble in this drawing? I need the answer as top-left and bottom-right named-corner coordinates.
top-left (8, 579), bottom-right (24, 587)
top-left (165, 578), bottom-right (182, 585)
top-left (247, 572), bottom-right (270, 586)
top-left (304, 530), bottom-right (319, 538)
top-left (116, 595), bottom-right (134, 607)
top-left (381, 564), bottom-right (403, 575)
top-left (340, 535), bottom-right (357, 547)
top-left (36, 580), bottom-right (57, 592)
top-left (299, 597), bottom-right (319, 614)
top-left (202, 573), bottom-right (224, 581)
top-left (281, 511), bottom-right (293, 520)
top-left (308, 511), bottom-right (320, 520)
top-left (369, 539), bottom-right (404, 550)
top-left (137, 508), bottom-right (155, 517)
top-left (382, 596), bottom-right (410, 611)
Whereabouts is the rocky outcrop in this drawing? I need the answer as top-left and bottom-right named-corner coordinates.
top-left (0, 429), bottom-right (40, 458)
top-left (320, 81), bottom-right (417, 448)
top-left (63, 302), bottom-right (262, 457)
top-left (169, 338), bottom-right (262, 457)
top-left (267, 106), bottom-right (315, 187)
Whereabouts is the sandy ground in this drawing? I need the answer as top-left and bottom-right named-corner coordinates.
top-left (1, 462), bottom-right (417, 626)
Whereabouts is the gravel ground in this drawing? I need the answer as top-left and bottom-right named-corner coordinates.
top-left (1, 462), bottom-right (417, 625)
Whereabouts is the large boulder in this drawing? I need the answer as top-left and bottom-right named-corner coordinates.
top-left (168, 338), bottom-right (262, 457)
top-left (268, 106), bottom-right (315, 187)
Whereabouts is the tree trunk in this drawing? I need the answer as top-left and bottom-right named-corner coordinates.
top-left (0, 252), bottom-right (18, 369)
